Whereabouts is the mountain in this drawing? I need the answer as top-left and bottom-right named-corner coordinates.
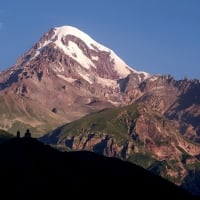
top-left (0, 26), bottom-right (148, 136)
top-left (0, 137), bottom-right (195, 199)
top-left (39, 103), bottom-right (200, 195)
top-left (0, 25), bottom-right (200, 194)
top-left (0, 26), bottom-right (199, 140)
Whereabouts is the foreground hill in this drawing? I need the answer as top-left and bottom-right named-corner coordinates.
top-left (0, 137), bottom-right (195, 199)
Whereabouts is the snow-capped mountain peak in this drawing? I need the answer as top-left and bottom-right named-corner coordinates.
top-left (33, 25), bottom-right (149, 80)
top-left (4, 25), bottom-right (151, 100)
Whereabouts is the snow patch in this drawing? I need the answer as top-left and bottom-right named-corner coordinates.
top-left (149, 76), bottom-right (158, 81)
top-left (57, 74), bottom-right (77, 82)
top-left (54, 40), bottom-right (95, 69)
top-left (109, 53), bottom-right (132, 78)
top-left (108, 100), bottom-right (121, 106)
top-left (32, 40), bottom-right (51, 60)
top-left (96, 76), bottom-right (118, 88)
top-left (46, 68), bottom-right (50, 76)
top-left (51, 64), bottom-right (65, 73)
top-left (78, 72), bottom-right (93, 84)
top-left (91, 55), bottom-right (98, 61)
top-left (140, 72), bottom-right (151, 79)
top-left (9, 70), bottom-right (15, 76)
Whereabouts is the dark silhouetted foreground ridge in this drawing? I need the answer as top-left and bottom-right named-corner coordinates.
top-left (0, 137), bottom-right (196, 199)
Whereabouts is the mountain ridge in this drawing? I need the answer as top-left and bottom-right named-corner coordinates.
top-left (39, 103), bottom-right (200, 195)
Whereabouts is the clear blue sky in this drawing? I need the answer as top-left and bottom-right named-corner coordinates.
top-left (1, 0), bottom-right (200, 80)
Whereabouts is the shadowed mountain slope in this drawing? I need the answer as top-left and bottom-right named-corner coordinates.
top-left (0, 129), bottom-right (13, 143)
top-left (0, 137), bottom-right (196, 199)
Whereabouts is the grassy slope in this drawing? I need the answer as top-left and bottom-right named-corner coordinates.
top-left (55, 104), bottom-right (140, 144)
top-left (0, 93), bottom-right (67, 137)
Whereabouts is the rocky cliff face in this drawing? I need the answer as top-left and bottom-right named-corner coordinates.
top-left (123, 75), bottom-right (200, 142)
top-left (46, 105), bottom-right (200, 159)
